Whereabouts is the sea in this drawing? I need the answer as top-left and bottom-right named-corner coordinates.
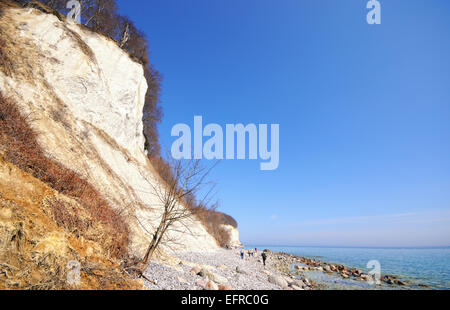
top-left (246, 245), bottom-right (450, 290)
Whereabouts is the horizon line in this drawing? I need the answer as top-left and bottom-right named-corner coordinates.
top-left (242, 244), bottom-right (450, 249)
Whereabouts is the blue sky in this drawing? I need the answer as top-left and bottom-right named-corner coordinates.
top-left (116, 0), bottom-right (450, 247)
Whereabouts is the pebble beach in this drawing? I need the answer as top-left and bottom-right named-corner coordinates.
top-left (142, 248), bottom-right (424, 290)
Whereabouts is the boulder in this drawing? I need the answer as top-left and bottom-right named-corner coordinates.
top-left (190, 267), bottom-right (201, 275)
top-left (324, 265), bottom-right (332, 273)
top-left (291, 285), bottom-right (304, 290)
top-left (394, 280), bottom-right (405, 286)
top-left (197, 270), bottom-right (205, 277)
top-left (284, 277), bottom-right (295, 286)
top-left (205, 281), bottom-right (219, 290)
top-left (236, 266), bottom-right (247, 275)
top-left (268, 275), bottom-right (288, 289)
top-left (289, 279), bottom-right (305, 288)
top-left (195, 279), bottom-right (207, 288)
top-left (199, 269), bottom-right (228, 285)
top-left (354, 269), bottom-right (363, 276)
top-left (338, 265), bottom-right (348, 272)
top-left (209, 272), bottom-right (228, 285)
top-left (218, 285), bottom-right (232, 290)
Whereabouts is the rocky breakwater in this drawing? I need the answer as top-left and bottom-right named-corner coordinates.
top-left (266, 250), bottom-right (409, 289)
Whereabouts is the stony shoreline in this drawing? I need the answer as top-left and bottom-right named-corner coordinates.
top-left (266, 250), bottom-right (413, 289)
top-left (143, 248), bottom-right (313, 290)
top-left (142, 248), bottom-right (420, 290)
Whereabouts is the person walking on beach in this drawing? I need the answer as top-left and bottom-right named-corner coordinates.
top-left (261, 252), bottom-right (267, 267)
top-left (240, 249), bottom-right (244, 260)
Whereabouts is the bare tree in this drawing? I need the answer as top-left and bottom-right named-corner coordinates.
top-left (119, 21), bottom-right (129, 48)
top-left (136, 158), bottom-right (218, 272)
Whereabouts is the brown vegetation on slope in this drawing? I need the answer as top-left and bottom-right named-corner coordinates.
top-left (0, 154), bottom-right (141, 289)
top-left (0, 93), bottom-right (129, 259)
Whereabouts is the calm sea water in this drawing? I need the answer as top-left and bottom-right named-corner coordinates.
top-left (247, 245), bottom-right (450, 289)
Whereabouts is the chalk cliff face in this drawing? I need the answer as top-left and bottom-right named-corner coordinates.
top-left (221, 225), bottom-right (242, 248)
top-left (0, 6), bottom-right (236, 257)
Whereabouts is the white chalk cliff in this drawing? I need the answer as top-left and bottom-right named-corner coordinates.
top-left (0, 6), bottom-right (240, 256)
top-left (221, 225), bottom-right (242, 248)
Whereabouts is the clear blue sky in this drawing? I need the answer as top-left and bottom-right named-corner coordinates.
top-left (116, 0), bottom-right (450, 247)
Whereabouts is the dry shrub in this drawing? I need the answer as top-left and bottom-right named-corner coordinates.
top-left (20, 0), bottom-right (64, 21)
top-left (150, 155), bottom-right (175, 186)
top-left (0, 192), bottom-right (140, 290)
top-left (150, 155), bottom-right (237, 247)
top-left (0, 36), bottom-right (13, 77)
top-left (0, 0), bottom-right (19, 9)
top-left (0, 92), bottom-right (129, 258)
top-left (45, 198), bottom-right (89, 235)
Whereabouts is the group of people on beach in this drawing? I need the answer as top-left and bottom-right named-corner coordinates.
top-left (240, 248), bottom-right (267, 267)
